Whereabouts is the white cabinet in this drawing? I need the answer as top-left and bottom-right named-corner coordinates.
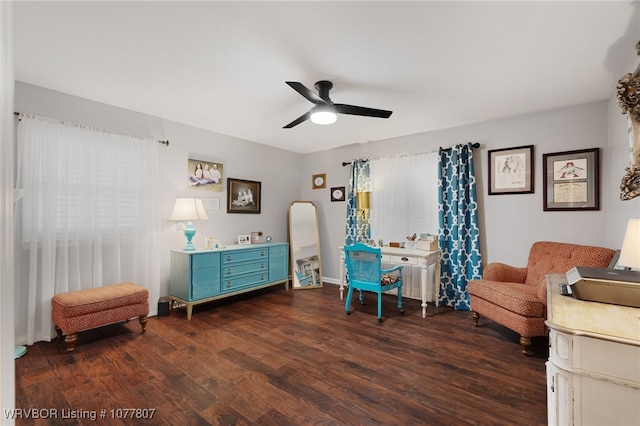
top-left (546, 274), bottom-right (640, 426)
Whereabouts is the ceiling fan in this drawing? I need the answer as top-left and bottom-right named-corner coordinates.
top-left (283, 80), bottom-right (393, 128)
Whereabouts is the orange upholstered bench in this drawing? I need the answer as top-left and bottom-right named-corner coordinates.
top-left (51, 283), bottom-right (149, 352)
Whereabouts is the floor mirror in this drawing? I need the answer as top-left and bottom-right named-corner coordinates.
top-left (288, 201), bottom-right (322, 289)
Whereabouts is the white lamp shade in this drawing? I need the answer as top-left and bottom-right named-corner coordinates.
top-left (168, 197), bottom-right (209, 221)
top-left (618, 218), bottom-right (640, 269)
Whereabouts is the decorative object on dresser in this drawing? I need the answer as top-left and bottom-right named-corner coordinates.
top-left (251, 231), bottom-right (264, 244)
top-left (546, 274), bottom-right (640, 426)
top-left (542, 148), bottom-right (600, 211)
top-left (487, 145), bottom-right (534, 195)
top-left (227, 178), bottom-right (261, 213)
top-left (288, 201), bottom-right (323, 289)
top-left (168, 197), bottom-right (209, 251)
top-left (467, 241), bottom-right (615, 355)
top-left (343, 243), bottom-right (404, 323)
top-left (169, 243), bottom-right (288, 319)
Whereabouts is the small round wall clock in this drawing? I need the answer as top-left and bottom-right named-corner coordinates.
top-left (312, 173), bottom-right (326, 189)
top-left (331, 186), bottom-right (346, 202)
top-left (265, 236), bottom-right (272, 242)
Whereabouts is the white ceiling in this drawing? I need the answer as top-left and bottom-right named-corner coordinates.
top-left (12, 1), bottom-right (640, 154)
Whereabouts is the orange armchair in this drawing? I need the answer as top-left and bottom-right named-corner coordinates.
top-left (468, 241), bottom-right (615, 354)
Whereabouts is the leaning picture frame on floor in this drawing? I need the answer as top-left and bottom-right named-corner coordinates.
top-left (488, 145), bottom-right (534, 195)
top-left (227, 178), bottom-right (261, 214)
top-left (543, 147), bottom-right (600, 211)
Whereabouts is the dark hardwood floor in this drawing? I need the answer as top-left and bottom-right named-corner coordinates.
top-left (15, 284), bottom-right (548, 425)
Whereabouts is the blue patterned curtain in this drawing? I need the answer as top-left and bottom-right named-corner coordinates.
top-left (345, 160), bottom-right (370, 244)
top-left (438, 143), bottom-right (482, 310)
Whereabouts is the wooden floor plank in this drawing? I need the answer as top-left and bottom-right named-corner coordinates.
top-left (15, 284), bottom-right (548, 425)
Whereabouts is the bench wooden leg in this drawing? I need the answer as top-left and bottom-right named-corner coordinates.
top-left (139, 315), bottom-right (148, 333)
top-left (64, 333), bottom-right (78, 352)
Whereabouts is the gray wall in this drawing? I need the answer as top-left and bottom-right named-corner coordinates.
top-left (14, 82), bottom-right (301, 317)
top-left (303, 100), bottom-right (640, 283)
top-left (15, 78), bottom-right (640, 303)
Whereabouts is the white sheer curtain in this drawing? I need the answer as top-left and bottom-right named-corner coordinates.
top-left (16, 115), bottom-right (161, 345)
top-left (370, 152), bottom-right (439, 298)
top-left (0, 0), bottom-right (16, 414)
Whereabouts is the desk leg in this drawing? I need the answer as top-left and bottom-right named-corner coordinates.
top-left (339, 252), bottom-right (345, 300)
top-left (420, 258), bottom-right (428, 318)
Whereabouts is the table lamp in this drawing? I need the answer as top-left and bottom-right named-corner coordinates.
top-left (618, 218), bottom-right (640, 270)
top-left (169, 197), bottom-right (209, 251)
top-left (356, 191), bottom-right (371, 241)
top-left (356, 191), bottom-right (370, 218)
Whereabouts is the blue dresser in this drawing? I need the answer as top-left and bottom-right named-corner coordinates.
top-left (169, 242), bottom-right (288, 319)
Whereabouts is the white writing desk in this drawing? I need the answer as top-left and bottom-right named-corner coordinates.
top-left (339, 246), bottom-right (441, 318)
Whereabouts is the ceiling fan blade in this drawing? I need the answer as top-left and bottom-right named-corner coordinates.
top-left (286, 81), bottom-right (324, 105)
top-left (283, 111), bottom-right (311, 129)
top-left (335, 104), bottom-right (393, 118)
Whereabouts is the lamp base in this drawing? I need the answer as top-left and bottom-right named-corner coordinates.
top-left (183, 222), bottom-right (197, 251)
top-left (15, 345), bottom-right (26, 359)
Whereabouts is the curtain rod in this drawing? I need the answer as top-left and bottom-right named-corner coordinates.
top-left (14, 111), bottom-right (170, 146)
top-left (341, 159), bottom-right (369, 167)
top-left (440, 142), bottom-right (480, 151)
top-left (342, 142), bottom-right (480, 165)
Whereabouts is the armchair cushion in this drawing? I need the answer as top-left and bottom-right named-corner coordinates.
top-left (469, 279), bottom-right (543, 317)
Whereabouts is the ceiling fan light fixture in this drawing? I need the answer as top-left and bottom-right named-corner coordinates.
top-left (310, 106), bottom-right (337, 125)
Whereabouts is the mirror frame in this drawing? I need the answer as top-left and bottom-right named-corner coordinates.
top-left (288, 201), bottom-right (323, 289)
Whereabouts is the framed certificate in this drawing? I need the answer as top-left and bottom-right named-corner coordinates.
top-left (543, 148), bottom-right (600, 211)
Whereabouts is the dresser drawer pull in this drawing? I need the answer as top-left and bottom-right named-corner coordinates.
top-left (401, 257), bottom-right (409, 262)
top-left (226, 282), bottom-right (232, 288)
top-left (260, 251), bottom-right (266, 257)
top-left (261, 274), bottom-right (265, 280)
top-left (261, 263), bottom-right (265, 269)
top-left (227, 255), bottom-right (232, 261)
top-left (226, 268), bottom-right (232, 275)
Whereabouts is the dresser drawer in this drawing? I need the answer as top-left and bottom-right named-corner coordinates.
top-left (388, 255), bottom-right (418, 265)
top-left (222, 272), bottom-right (268, 292)
top-left (223, 261), bottom-right (267, 277)
top-left (222, 248), bottom-right (267, 264)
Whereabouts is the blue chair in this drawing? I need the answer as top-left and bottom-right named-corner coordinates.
top-left (344, 243), bottom-right (404, 323)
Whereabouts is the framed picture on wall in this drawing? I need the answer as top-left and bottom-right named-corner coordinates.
top-left (187, 157), bottom-right (223, 192)
top-left (227, 178), bottom-right (261, 213)
top-left (488, 145), bottom-right (534, 195)
top-left (543, 148), bottom-right (600, 211)
top-left (330, 186), bottom-right (345, 202)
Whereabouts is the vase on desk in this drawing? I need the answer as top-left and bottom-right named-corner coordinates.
top-left (406, 240), bottom-right (415, 248)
